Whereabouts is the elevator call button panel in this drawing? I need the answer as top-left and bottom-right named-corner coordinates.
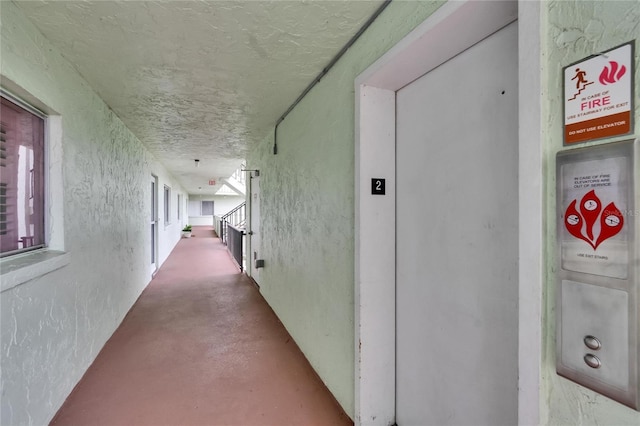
top-left (556, 139), bottom-right (639, 410)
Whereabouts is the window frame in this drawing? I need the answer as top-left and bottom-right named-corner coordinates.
top-left (177, 194), bottom-right (181, 221)
top-left (163, 185), bottom-right (171, 226)
top-left (0, 91), bottom-right (47, 258)
top-left (0, 87), bottom-right (68, 293)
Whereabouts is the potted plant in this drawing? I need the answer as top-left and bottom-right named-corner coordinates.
top-left (182, 224), bottom-right (192, 238)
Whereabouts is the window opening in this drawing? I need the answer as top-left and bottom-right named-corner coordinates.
top-left (0, 95), bottom-right (45, 257)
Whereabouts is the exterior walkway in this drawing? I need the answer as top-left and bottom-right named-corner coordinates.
top-left (51, 226), bottom-right (351, 426)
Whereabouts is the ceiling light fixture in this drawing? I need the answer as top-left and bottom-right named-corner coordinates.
top-left (195, 159), bottom-right (200, 167)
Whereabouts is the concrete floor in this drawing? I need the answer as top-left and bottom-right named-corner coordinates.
top-left (51, 226), bottom-right (352, 426)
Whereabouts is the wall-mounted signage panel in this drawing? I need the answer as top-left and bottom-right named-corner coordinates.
top-left (564, 41), bottom-right (634, 145)
top-left (556, 139), bottom-right (639, 410)
top-left (559, 156), bottom-right (630, 279)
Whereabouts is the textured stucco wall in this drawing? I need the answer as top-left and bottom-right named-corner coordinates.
top-left (0, 3), bottom-right (185, 425)
top-left (543, 1), bottom-right (640, 424)
top-left (246, 1), bottom-right (445, 417)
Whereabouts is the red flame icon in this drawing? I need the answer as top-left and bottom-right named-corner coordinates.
top-left (599, 61), bottom-right (626, 85)
top-left (564, 190), bottom-right (623, 250)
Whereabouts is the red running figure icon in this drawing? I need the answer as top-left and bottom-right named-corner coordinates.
top-left (572, 68), bottom-right (588, 89)
top-left (568, 67), bottom-right (594, 101)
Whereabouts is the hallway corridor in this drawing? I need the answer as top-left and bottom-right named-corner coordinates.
top-left (51, 226), bottom-right (351, 426)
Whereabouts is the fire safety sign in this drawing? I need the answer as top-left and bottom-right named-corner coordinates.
top-left (563, 41), bottom-right (634, 145)
top-left (557, 144), bottom-right (633, 280)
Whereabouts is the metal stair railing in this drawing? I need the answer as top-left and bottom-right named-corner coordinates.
top-left (220, 202), bottom-right (246, 271)
top-left (220, 201), bottom-right (245, 243)
top-left (226, 223), bottom-right (245, 272)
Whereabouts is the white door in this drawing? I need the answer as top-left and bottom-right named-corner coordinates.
top-left (150, 176), bottom-right (159, 277)
top-left (396, 22), bottom-right (518, 425)
top-left (249, 173), bottom-right (261, 285)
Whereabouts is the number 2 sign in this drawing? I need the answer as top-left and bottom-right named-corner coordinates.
top-left (371, 178), bottom-right (385, 195)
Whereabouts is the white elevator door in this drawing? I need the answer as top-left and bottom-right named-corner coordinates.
top-left (396, 22), bottom-right (518, 425)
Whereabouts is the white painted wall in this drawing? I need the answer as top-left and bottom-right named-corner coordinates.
top-left (188, 216), bottom-right (214, 227)
top-left (0, 4), bottom-right (186, 425)
top-left (213, 195), bottom-right (245, 217)
top-left (246, 1), bottom-right (449, 417)
top-left (187, 194), bottom-right (244, 227)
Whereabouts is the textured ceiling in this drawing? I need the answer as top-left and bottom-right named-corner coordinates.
top-left (15, 0), bottom-right (385, 195)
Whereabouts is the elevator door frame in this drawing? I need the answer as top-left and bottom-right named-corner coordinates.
top-left (353, 1), bottom-right (543, 424)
